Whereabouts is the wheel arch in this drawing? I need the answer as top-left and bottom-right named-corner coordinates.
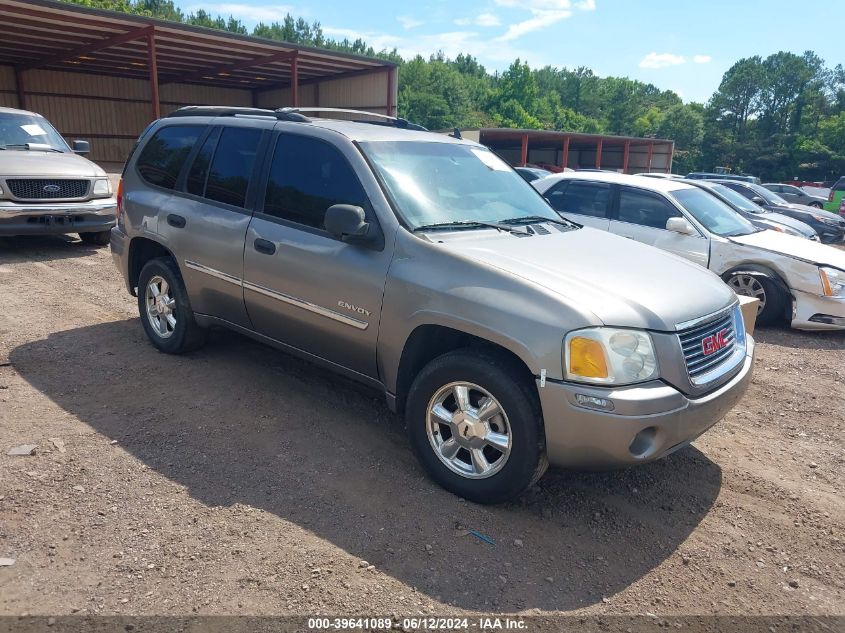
top-left (392, 323), bottom-right (538, 415)
top-left (127, 237), bottom-right (177, 296)
top-left (721, 262), bottom-right (792, 320)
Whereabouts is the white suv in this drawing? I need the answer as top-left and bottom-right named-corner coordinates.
top-left (533, 171), bottom-right (845, 330)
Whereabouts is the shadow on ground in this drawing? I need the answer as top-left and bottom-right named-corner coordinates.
top-left (10, 320), bottom-right (723, 612)
top-left (0, 235), bottom-right (104, 263)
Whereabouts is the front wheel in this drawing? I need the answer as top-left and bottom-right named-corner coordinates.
top-left (78, 230), bottom-right (111, 246)
top-left (808, 201), bottom-right (823, 209)
top-left (406, 349), bottom-right (547, 504)
top-left (727, 272), bottom-right (787, 326)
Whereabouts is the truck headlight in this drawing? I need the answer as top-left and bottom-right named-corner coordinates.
top-left (564, 327), bottom-right (659, 386)
top-left (820, 267), bottom-right (845, 297)
top-left (92, 178), bottom-right (112, 196)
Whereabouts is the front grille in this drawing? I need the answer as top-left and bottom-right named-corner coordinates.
top-left (6, 179), bottom-right (90, 200)
top-left (678, 310), bottom-right (737, 382)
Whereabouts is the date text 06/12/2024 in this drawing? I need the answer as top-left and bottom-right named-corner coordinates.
top-left (307, 617), bottom-right (528, 630)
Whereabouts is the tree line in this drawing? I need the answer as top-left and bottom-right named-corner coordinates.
top-left (64, 0), bottom-right (845, 181)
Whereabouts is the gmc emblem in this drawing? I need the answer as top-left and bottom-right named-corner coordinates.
top-left (701, 328), bottom-right (730, 356)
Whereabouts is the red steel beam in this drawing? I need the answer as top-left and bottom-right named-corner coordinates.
top-left (147, 30), bottom-right (160, 120)
top-left (646, 141), bottom-right (654, 172)
top-left (14, 67), bottom-right (26, 110)
top-left (18, 25), bottom-right (153, 72)
top-left (386, 67), bottom-right (394, 117)
top-left (520, 133), bottom-right (528, 167)
top-left (595, 138), bottom-right (603, 169)
top-left (561, 136), bottom-right (570, 170)
top-left (161, 49), bottom-right (297, 85)
top-left (622, 140), bottom-right (630, 174)
top-left (290, 53), bottom-right (299, 107)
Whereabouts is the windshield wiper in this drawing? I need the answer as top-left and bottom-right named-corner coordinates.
top-left (501, 215), bottom-right (580, 230)
top-left (0, 143), bottom-right (63, 153)
top-left (413, 220), bottom-right (531, 235)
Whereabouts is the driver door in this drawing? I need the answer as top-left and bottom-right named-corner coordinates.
top-left (609, 185), bottom-right (710, 267)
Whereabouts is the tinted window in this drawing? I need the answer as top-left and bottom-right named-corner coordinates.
top-left (264, 135), bottom-right (367, 229)
top-left (136, 126), bottom-right (203, 189)
top-left (832, 178), bottom-right (845, 192)
top-left (547, 181), bottom-right (610, 218)
top-left (204, 128), bottom-right (261, 208)
top-left (186, 130), bottom-right (218, 196)
top-left (617, 187), bottom-right (680, 229)
top-left (672, 189), bottom-right (756, 237)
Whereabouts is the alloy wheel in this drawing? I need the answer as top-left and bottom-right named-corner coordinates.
top-left (425, 382), bottom-right (512, 479)
top-left (145, 275), bottom-right (177, 338)
top-left (728, 274), bottom-right (767, 314)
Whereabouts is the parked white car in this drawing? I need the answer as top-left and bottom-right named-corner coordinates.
top-left (533, 171), bottom-right (845, 330)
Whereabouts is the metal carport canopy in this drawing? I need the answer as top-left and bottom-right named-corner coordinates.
top-left (0, 0), bottom-right (397, 118)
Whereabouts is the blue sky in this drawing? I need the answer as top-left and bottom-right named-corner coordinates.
top-left (185, 0), bottom-right (842, 103)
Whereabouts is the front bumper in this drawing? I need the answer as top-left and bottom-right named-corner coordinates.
top-left (815, 224), bottom-right (845, 244)
top-left (791, 291), bottom-right (845, 330)
top-left (110, 225), bottom-right (132, 294)
top-left (0, 198), bottom-right (116, 236)
top-left (538, 336), bottom-right (755, 469)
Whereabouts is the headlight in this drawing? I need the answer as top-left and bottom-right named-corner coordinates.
top-left (564, 327), bottom-right (659, 386)
top-left (92, 178), bottom-right (112, 196)
top-left (812, 214), bottom-right (836, 225)
top-left (819, 267), bottom-right (845, 298)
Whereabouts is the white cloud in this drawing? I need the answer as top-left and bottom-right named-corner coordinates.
top-left (492, 0), bottom-right (594, 42)
top-left (322, 26), bottom-right (549, 68)
top-left (639, 52), bottom-right (686, 69)
top-left (693, 54), bottom-right (712, 64)
top-left (454, 12), bottom-right (501, 26)
top-left (188, 3), bottom-right (297, 24)
top-left (397, 15), bottom-right (424, 29)
top-left (497, 10), bottom-right (572, 41)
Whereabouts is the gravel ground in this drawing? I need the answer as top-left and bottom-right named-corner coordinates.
top-left (0, 235), bottom-right (843, 621)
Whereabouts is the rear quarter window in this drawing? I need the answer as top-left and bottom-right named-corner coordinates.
top-left (136, 125), bottom-right (204, 190)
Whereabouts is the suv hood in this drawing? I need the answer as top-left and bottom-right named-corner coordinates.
top-left (0, 151), bottom-right (104, 177)
top-left (436, 227), bottom-right (736, 331)
top-left (730, 230), bottom-right (845, 270)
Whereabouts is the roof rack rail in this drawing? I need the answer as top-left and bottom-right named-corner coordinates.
top-left (276, 107), bottom-right (427, 131)
top-left (165, 106), bottom-right (311, 122)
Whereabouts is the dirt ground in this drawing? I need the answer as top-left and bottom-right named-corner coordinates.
top-left (0, 235), bottom-right (843, 621)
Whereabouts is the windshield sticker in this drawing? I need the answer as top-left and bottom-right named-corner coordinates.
top-left (471, 148), bottom-right (510, 171)
top-left (21, 124), bottom-right (47, 136)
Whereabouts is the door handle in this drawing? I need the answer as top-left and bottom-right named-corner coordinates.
top-left (167, 214), bottom-right (186, 228)
top-left (253, 238), bottom-right (276, 255)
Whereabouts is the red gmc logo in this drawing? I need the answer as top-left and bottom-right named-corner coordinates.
top-left (701, 328), bottom-right (730, 356)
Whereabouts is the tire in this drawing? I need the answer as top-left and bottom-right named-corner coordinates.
top-left (137, 257), bottom-right (207, 354)
top-left (405, 349), bottom-right (547, 504)
top-left (808, 201), bottom-right (822, 209)
top-left (79, 230), bottom-right (111, 246)
top-left (727, 272), bottom-right (787, 326)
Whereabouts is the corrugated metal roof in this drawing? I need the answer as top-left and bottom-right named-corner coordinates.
top-left (0, 0), bottom-right (395, 90)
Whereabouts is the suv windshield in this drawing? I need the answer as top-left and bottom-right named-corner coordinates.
top-left (671, 188), bottom-right (758, 237)
top-left (359, 141), bottom-right (560, 229)
top-left (707, 183), bottom-right (766, 213)
top-left (0, 112), bottom-right (69, 152)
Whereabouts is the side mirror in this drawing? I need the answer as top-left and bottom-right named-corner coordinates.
top-left (750, 196), bottom-right (765, 205)
top-left (666, 217), bottom-right (697, 236)
top-left (325, 204), bottom-right (371, 243)
top-left (72, 140), bottom-right (90, 155)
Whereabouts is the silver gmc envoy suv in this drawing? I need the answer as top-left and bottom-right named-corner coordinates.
top-left (0, 106), bottom-right (116, 244)
top-left (111, 106), bottom-right (755, 503)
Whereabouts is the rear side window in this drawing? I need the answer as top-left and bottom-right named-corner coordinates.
top-left (263, 135), bottom-right (368, 230)
top-left (617, 187), bottom-right (680, 229)
top-left (204, 128), bottom-right (262, 208)
top-left (546, 181), bottom-right (610, 218)
top-left (186, 130), bottom-right (218, 197)
top-left (833, 178), bottom-right (845, 192)
top-left (136, 125), bottom-right (203, 190)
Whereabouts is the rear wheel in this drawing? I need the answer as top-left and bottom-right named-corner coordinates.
top-left (137, 257), bottom-right (206, 354)
top-left (727, 273), bottom-right (787, 326)
top-left (78, 230), bottom-right (111, 246)
top-left (406, 349), bottom-right (547, 504)
top-left (808, 201), bottom-right (823, 209)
